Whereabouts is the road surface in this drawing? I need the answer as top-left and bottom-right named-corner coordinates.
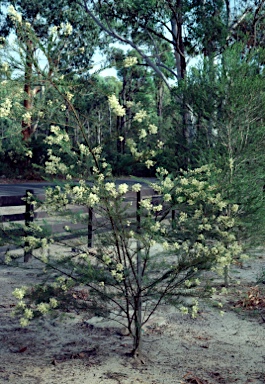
top-left (0, 179), bottom-right (156, 196)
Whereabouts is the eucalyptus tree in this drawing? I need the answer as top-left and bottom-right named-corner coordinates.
top-left (73, 0), bottom-right (263, 169)
top-left (0, 0), bottom-right (100, 141)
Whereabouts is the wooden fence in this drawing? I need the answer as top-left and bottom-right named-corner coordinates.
top-left (0, 187), bottom-right (174, 263)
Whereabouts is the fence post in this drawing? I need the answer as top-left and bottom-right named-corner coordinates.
top-left (88, 207), bottom-right (93, 248)
top-left (136, 191), bottom-right (141, 232)
top-left (24, 189), bottom-right (34, 262)
top-left (172, 209), bottom-right (176, 229)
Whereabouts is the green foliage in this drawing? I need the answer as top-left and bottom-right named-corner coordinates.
top-left (183, 44), bottom-right (265, 244)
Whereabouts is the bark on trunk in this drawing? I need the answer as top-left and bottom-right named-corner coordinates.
top-left (22, 40), bottom-right (33, 141)
top-left (171, 11), bottom-right (186, 81)
top-left (132, 295), bottom-right (142, 358)
top-left (171, 7), bottom-right (195, 149)
top-left (22, 40), bottom-right (40, 141)
top-left (157, 80), bottom-right (164, 117)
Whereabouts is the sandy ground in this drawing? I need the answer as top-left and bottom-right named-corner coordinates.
top-left (0, 246), bottom-right (265, 384)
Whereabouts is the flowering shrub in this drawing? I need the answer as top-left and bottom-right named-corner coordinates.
top-left (12, 160), bottom-right (243, 358)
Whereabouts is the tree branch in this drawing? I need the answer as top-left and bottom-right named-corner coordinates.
top-left (77, 0), bottom-right (172, 89)
top-left (227, 6), bottom-right (253, 41)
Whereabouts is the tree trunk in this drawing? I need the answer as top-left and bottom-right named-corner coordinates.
top-left (132, 226), bottom-right (143, 359)
top-left (116, 84), bottom-right (126, 157)
top-left (171, 6), bottom-right (195, 155)
top-left (132, 295), bottom-right (142, 358)
top-left (156, 80), bottom-right (164, 117)
top-left (22, 40), bottom-right (40, 141)
top-left (22, 40), bottom-right (33, 141)
top-left (170, 6), bottom-right (186, 81)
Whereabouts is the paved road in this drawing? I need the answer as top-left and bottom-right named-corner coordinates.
top-left (0, 179), bottom-right (156, 196)
top-left (0, 182), bottom-right (55, 196)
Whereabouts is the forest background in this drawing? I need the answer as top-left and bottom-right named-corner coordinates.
top-left (1, 0), bottom-right (265, 244)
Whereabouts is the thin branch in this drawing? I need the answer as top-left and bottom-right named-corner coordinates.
top-left (226, 6), bottom-right (253, 41)
top-left (77, 0), bottom-right (171, 89)
top-left (31, 253), bottom-right (127, 314)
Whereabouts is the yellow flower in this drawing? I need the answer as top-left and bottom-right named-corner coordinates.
top-left (179, 212), bottom-right (188, 223)
top-left (180, 306), bottom-right (189, 315)
top-left (20, 318), bottom-right (29, 327)
top-left (13, 287), bottom-right (26, 300)
top-left (132, 183), bottom-right (142, 192)
top-left (66, 91), bottom-right (74, 101)
top-left (180, 178), bottom-right (189, 185)
top-left (232, 204), bottom-right (239, 213)
top-left (50, 25), bottom-right (58, 36)
top-left (139, 129), bottom-right (147, 139)
top-left (185, 279), bottom-right (192, 288)
top-left (140, 198), bottom-right (152, 210)
top-left (164, 193), bottom-right (171, 202)
top-left (24, 308), bottom-right (34, 319)
top-left (103, 255), bottom-right (111, 265)
top-left (116, 263), bottom-right (123, 271)
top-left (123, 56), bottom-right (138, 67)
top-left (22, 111), bottom-right (32, 124)
top-left (7, 5), bottom-right (22, 23)
top-left (60, 22), bottom-right (73, 35)
top-left (49, 298), bottom-right (58, 308)
top-left (1, 62), bottom-right (9, 72)
top-left (87, 193), bottom-right (100, 207)
top-left (105, 182), bottom-right (118, 197)
top-left (153, 204), bottom-right (163, 212)
top-left (108, 94), bottom-right (126, 116)
top-left (133, 109), bottom-right (147, 123)
top-left (148, 124), bottom-right (158, 134)
top-left (118, 183), bottom-right (129, 194)
top-left (0, 98), bottom-right (12, 118)
top-left (37, 302), bottom-right (50, 314)
top-left (145, 160), bottom-right (155, 169)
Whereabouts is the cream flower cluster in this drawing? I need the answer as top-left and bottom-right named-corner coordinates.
top-left (8, 5), bottom-right (22, 24)
top-left (44, 186), bottom-right (69, 213)
top-left (105, 182), bottom-right (118, 198)
top-left (131, 183), bottom-right (142, 192)
top-left (45, 125), bottom-right (70, 146)
top-left (118, 183), bottom-right (129, 195)
top-left (133, 109), bottom-right (147, 123)
top-left (123, 56), bottom-right (138, 67)
top-left (0, 98), bottom-right (12, 118)
top-left (12, 291), bottom-right (58, 327)
top-left (65, 91), bottom-right (74, 101)
top-left (0, 36), bottom-right (5, 49)
top-left (145, 160), bottom-right (155, 169)
top-left (79, 143), bottom-right (91, 156)
top-left (45, 153), bottom-right (68, 174)
top-left (60, 22), bottom-right (73, 36)
top-left (108, 94), bottom-right (126, 116)
top-left (148, 124), bottom-right (158, 134)
top-left (148, 164), bottom-right (243, 284)
top-left (103, 182), bottom-right (129, 197)
top-left (102, 254), bottom-right (124, 283)
top-left (50, 25), bottom-right (59, 36)
top-left (1, 62), bottom-right (9, 72)
top-left (22, 111), bottom-right (32, 124)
